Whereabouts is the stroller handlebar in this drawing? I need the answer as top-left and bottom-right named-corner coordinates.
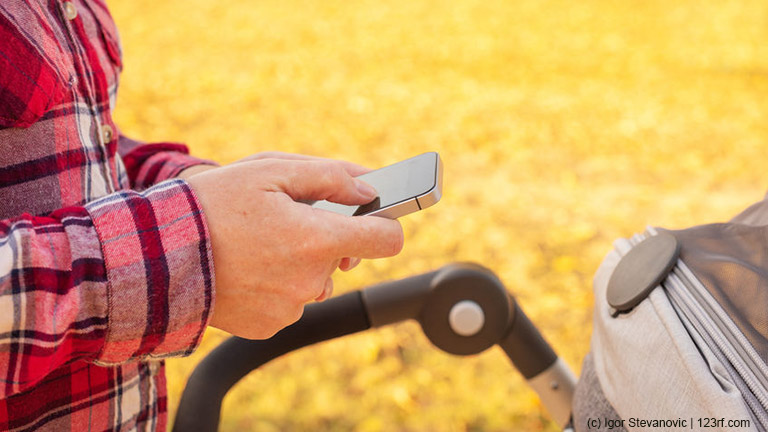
top-left (172, 290), bottom-right (371, 432)
top-left (172, 263), bottom-right (575, 432)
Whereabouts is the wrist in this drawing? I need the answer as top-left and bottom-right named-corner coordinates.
top-left (176, 164), bottom-right (217, 180)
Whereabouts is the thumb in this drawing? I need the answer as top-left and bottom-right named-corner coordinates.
top-left (278, 160), bottom-right (378, 205)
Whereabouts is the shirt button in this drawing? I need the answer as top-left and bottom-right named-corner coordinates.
top-left (101, 124), bottom-right (114, 143)
top-left (63, 2), bottom-right (77, 20)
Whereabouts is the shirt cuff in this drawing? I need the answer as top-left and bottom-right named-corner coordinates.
top-left (85, 179), bottom-right (215, 364)
top-left (120, 141), bottom-right (218, 190)
top-left (134, 150), bottom-right (218, 190)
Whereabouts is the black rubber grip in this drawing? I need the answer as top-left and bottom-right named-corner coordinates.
top-left (172, 290), bottom-right (371, 432)
top-left (499, 299), bottom-right (558, 379)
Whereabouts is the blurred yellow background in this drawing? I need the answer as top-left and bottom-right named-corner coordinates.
top-left (107, 0), bottom-right (768, 430)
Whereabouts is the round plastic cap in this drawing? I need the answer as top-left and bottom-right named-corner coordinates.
top-left (448, 300), bottom-right (485, 336)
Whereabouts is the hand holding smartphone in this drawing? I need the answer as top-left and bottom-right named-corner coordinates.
top-left (311, 152), bottom-right (443, 219)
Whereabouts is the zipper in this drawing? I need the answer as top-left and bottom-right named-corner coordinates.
top-left (665, 271), bottom-right (768, 430)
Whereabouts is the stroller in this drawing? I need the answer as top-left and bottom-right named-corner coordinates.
top-left (172, 195), bottom-right (768, 431)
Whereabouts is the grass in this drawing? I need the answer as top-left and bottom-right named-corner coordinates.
top-left (107, 0), bottom-right (768, 430)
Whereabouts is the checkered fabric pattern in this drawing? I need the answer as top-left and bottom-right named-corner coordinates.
top-left (0, 1), bottom-right (217, 431)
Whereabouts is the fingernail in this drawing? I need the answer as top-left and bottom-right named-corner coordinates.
top-left (355, 179), bottom-right (377, 199)
top-left (340, 257), bottom-right (361, 272)
top-left (348, 257), bottom-right (362, 270)
top-left (339, 257), bottom-right (351, 271)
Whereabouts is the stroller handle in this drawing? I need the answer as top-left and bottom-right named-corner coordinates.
top-left (172, 263), bottom-right (575, 431)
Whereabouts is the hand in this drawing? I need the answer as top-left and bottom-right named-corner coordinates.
top-left (187, 158), bottom-right (404, 339)
top-left (238, 152), bottom-right (369, 272)
top-left (175, 164), bottom-right (217, 180)
top-left (180, 152), bottom-right (369, 271)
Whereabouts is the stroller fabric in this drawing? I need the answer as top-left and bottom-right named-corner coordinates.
top-left (573, 194), bottom-right (768, 432)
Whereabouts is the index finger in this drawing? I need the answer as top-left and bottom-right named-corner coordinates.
top-left (241, 152), bottom-right (371, 177)
top-left (320, 212), bottom-right (405, 259)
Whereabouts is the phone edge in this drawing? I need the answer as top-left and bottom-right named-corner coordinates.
top-left (367, 152), bottom-right (443, 219)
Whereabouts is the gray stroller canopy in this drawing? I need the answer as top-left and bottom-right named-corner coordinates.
top-left (573, 195), bottom-right (768, 431)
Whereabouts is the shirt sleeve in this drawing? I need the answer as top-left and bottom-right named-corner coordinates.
top-left (117, 133), bottom-right (218, 190)
top-left (0, 179), bottom-right (214, 398)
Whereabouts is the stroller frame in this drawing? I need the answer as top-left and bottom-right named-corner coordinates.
top-left (172, 262), bottom-right (577, 431)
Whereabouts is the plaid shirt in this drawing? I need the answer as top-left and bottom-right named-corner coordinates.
top-left (0, 1), bottom-right (216, 431)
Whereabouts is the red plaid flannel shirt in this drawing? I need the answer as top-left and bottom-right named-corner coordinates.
top-left (0, 1), bottom-right (217, 431)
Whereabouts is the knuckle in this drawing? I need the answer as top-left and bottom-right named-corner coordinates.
top-left (304, 278), bottom-right (327, 301)
top-left (293, 240), bottom-right (311, 258)
top-left (287, 279), bottom-right (316, 304)
top-left (273, 291), bottom-right (306, 328)
top-left (284, 281), bottom-right (306, 301)
top-left (252, 158), bottom-right (284, 176)
top-left (286, 160), bottom-right (302, 178)
top-left (322, 163), bottom-right (348, 186)
top-left (252, 326), bottom-right (279, 340)
top-left (296, 227), bottom-right (329, 257)
top-left (315, 231), bottom-right (336, 256)
top-left (300, 219), bottom-right (333, 254)
top-left (288, 302), bottom-right (305, 324)
top-left (292, 274), bottom-right (327, 302)
top-left (253, 151), bottom-right (279, 160)
top-left (246, 315), bottom-right (282, 340)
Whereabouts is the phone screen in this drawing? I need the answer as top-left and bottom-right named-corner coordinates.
top-left (312, 152), bottom-right (438, 217)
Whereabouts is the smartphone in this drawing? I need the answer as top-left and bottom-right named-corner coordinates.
top-left (311, 152), bottom-right (443, 219)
